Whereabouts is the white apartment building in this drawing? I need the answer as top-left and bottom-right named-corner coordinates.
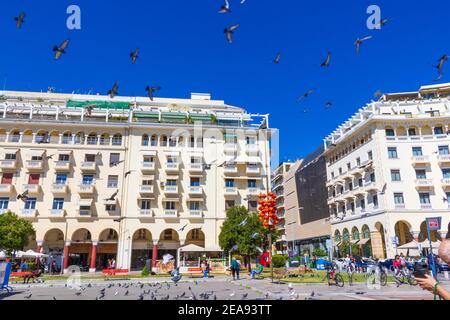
top-left (0, 90), bottom-right (274, 272)
top-left (324, 83), bottom-right (450, 259)
top-left (271, 162), bottom-right (292, 253)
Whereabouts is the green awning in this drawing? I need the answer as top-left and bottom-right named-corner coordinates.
top-left (190, 114), bottom-right (212, 121)
top-left (67, 100), bottom-right (130, 110)
top-left (161, 113), bottom-right (187, 120)
top-left (134, 112), bottom-right (159, 119)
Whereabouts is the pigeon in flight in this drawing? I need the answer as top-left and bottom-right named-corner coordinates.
top-left (45, 154), bottom-right (56, 160)
top-left (14, 12), bottom-right (26, 29)
top-left (297, 90), bottom-right (314, 102)
top-left (17, 190), bottom-right (29, 202)
top-left (376, 18), bottom-right (390, 29)
top-left (219, 0), bottom-right (231, 13)
top-left (224, 24), bottom-right (240, 44)
top-left (231, 244), bottom-right (238, 252)
top-left (130, 48), bottom-right (139, 64)
top-left (238, 217), bottom-right (248, 227)
top-left (84, 105), bottom-right (95, 117)
top-left (320, 52), bottom-right (331, 67)
top-left (379, 183), bottom-right (387, 195)
top-left (145, 86), bottom-right (161, 101)
top-left (104, 190), bottom-right (119, 201)
top-left (125, 170), bottom-right (135, 178)
top-left (24, 293), bottom-right (32, 299)
top-left (273, 53), bottom-right (281, 64)
top-left (110, 160), bottom-right (125, 167)
top-left (373, 90), bottom-right (383, 99)
top-left (108, 82), bottom-right (119, 98)
top-left (178, 224), bottom-right (188, 232)
top-left (229, 291), bottom-right (235, 297)
top-left (53, 39), bottom-right (70, 60)
top-left (242, 293), bottom-right (248, 299)
top-left (355, 36), bottom-right (372, 54)
top-left (251, 232), bottom-right (259, 239)
top-left (325, 101), bottom-right (333, 109)
top-left (435, 55), bottom-right (448, 81)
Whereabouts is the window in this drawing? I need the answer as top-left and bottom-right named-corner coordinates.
top-left (388, 147), bottom-right (398, 159)
top-left (394, 193), bottom-right (404, 204)
top-left (360, 199), bottom-right (365, 211)
top-left (52, 198), bottom-right (64, 210)
top-left (105, 204), bottom-right (116, 211)
top-left (347, 163), bottom-right (351, 170)
top-left (248, 201), bottom-right (258, 211)
top-left (163, 229), bottom-right (173, 240)
top-left (109, 153), bottom-right (120, 165)
top-left (439, 146), bottom-right (449, 155)
top-left (370, 172), bottom-right (376, 182)
top-left (1, 173), bottom-right (13, 185)
top-left (143, 156), bottom-right (154, 163)
top-left (408, 128), bottom-right (417, 136)
top-left (191, 229), bottom-right (201, 240)
top-left (434, 126), bottom-right (444, 135)
top-left (55, 173), bottom-right (68, 185)
top-left (142, 135), bottom-right (149, 146)
top-left (412, 147), bottom-right (423, 156)
top-left (415, 169), bottom-right (426, 180)
top-left (348, 182), bottom-right (353, 191)
top-left (82, 175), bottom-right (94, 185)
top-left (28, 174), bottom-right (40, 185)
top-left (151, 135), bottom-right (158, 146)
top-left (5, 153), bottom-right (16, 160)
top-left (391, 170), bottom-right (401, 181)
top-left (446, 192), bottom-right (450, 204)
top-left (331, 172), bottom-right (335, 179)
top-left (25, 198), bottom-right (37, 210)
top-left (385, 128), bottom-right (395, 137)
top-left (350, 202), bottom-right (355, 213)
top-left (167, 156), bottom-right (177, 163)
top-left (58, 154), bottom-right (70, 162)
top-left (246, 136), bottom-right (256, 145)
top-left (442, 168), bottom-right (450, 179)
top-left (112, 134), bottom-right (122, 146)
top-left (107, 175), bottom-right (119, 188)
top-left (165, 202), bottom-right (176, 210)
top-left (31, 155), bottom-right (43, 161)
top-left (166, 179), bottom-right (177, 186)
top-left (368, 151), bottom-right (373, 160)
top-left (358, 178), bottom-right (363, 187)
top-left (248, 180), bottom-right (257, 188)
top-left (190, 177), bottom-right (200, 187)
top-left (338, 168), bottom-right (342, 175)
top-left (84, 154), bottom-right (95, 162)
top-left (189, 136), bottom-right (195, 148)
top-left (191, 157), bottom-right (202, 164)
top-left (356, 158), bottom-right (361, 166)
top-left (225, 200), bottom-right (235, 209)
top-left (141, 200), bottom-right (151, 210)
top-left (373, 195), bottom-right (378, 208)
top-left (225, 179), bottom-right (235, 188)
top-left (419, 193), bottom-right (431, 204)
top-left (142, 178), bottom-right (153, 186)
top-left (0, 198), bottom-right (9, 210)
top-left (189, 201), bottom-right (200, 210)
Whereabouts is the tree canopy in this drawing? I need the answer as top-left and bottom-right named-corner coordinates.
top-left (0, 211), bottom-right (35, 255)
top-left (219, 206), bottom-right (278, 258)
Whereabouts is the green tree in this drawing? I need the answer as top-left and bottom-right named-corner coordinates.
top-left (0, 211), bottom-right (35, 256)
top-left (219, 206), bottom-right (278, 272)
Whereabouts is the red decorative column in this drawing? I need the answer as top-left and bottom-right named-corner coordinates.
top-left (63, 242), bottom-right (70, 271)
top-left (152, 242), bottom-right (158, 268)
top-left (89, 242), bottom-right (98, 273)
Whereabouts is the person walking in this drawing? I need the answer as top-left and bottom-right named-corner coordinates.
top-left (231, 257), bottom-right (240, 280)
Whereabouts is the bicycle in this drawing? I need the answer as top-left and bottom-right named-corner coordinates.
top-left (394, 267), bottom-right (417, 286)
top-left (324, 265), bottom-right (344, 287)
top-left (365, 263), bottom-right (387, 287)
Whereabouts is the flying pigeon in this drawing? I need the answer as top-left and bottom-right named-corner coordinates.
top-left (45, 154), bottom-right (56, 160)
top-left (273, 53), bottom-right (281, 64)
top-left (219, 0), bottom-right (231, 13)
top-left (53, 39), bottom-right (70, 60)
top-left (325, 101), bottom-right (333, 109)
top-left (108, 82), bottom-right (119, 98)
top-left (376, 18), bottom-right (390, 29)
top-left (297, 90), bottom-right (314, 102)
top-left (224, 24), bottom-right (240, 44)
top-left (130, 48), bottom-right (139, 64)
top-left (320, 52), bottom-right (331, 67)
top-left (14, 12), bottom-right (26, 28)
top-left (137, 293), bottom-right (144, 300)
top-left (242, 293), bottom-right (248, 299)
top-left (435, 55), bottom-right (448, 81)
top-left (229, 291), bottom-right (235, 297)
top-left (17, 190), bottom-right (29, 202)
top-left (145, 86), bottom-right (161, 101)
top-left (84, 105), bottom-right (95, 116)
top-left (24, 293), bottom-right (32, 299)
top-left (104, 190), bottom-right (119, 202)
top-left (251, 232), bottom-right (259, 239)
top-left (124, 290), bottom-right (129, 296)
top-left (178, 224), bottom-right (188, 232)
top-left (379, 183), bottom-right (387, 195)
top-left (231, 244), bottom-right (238, 252)
top-left (355, 36), bottom-right (372, 54)
top-left (110, 160), bottom-right (125, 167)
top-left (238, 217), bottom-right (248, 227)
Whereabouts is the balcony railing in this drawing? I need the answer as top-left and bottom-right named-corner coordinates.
top-left (441, 178), bottom-right (450, 186)
top-left (223, 143), bottom-right (238, 153)
top-left (54, 161), bottom-right (71, 171)
top-left (189, 163), bottom-right (203, 172)
top-left (163, 209), bottom-right (178, 217)
top-left (224, 165), bottom-right (238, 174)
top-left (78, 209), bottom-right (92, 216)
top-left (246, 166), bottom-right (260, 174)
top-left (0, 160), bottom-right (17, 170)
top-left (78, 184), bottom-right (95, 194)
top-left (80, 161), bottom-right (96, 171)
top-left (165, 162), bottom-right (179, 171)
top-left (20, 209), bottom-right (37, 217)
top-left (247, 188), bottom-right (261, 195)
top-left (224, 187), bottom-right (238, 195)
top-left (0, 184), bottom-right (14, 194)
top-left (420, 203), bottom-right (432, 209)
top-left (188, 186), bottom-right (203, 195)
top-left (139, 185), bottom-right (154, 194)
top-left (415, 179), bottom-right (433, 188)
top-left (49, 209), bottom-right (66, 217)
top-left (23, 184), bottom-right (40, 194)
top-left (26, 160), bottom-right (44, 170)
top-left (411, 155), bottom-right (430, 164)
top-left (141, 162), bottom-right (155, 171)
top-left (52, 183), bottom-right (68, 194)
top-left (164, 185), bottom-right (178, 193)
top-left (139, 209), bottom-right (153, 216)
top-left (189, 210), bottom-right (203, 217)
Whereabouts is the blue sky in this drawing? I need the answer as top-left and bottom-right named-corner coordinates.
top-left (1, 1), bottom-right (449, 162)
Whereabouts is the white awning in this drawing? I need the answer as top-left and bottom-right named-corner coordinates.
top-left (234, 156), bottom-right (263, 164)
top-left (142, 150), bottom-right (157, 156)
top-left (204, 244), bottom-right (222, 252)
top-left (179, 244), bottom-right (205, 252)
top-left (397, 240), bottom-right (419, 249)
top-left (186, 198), bottom-right (205, 202)
top-left (187, 150), bottom-right (204, 156)
top-left (79, 199), bottom-right (93, 207)
top-left (164, 151), bottom-right (180, 156)
top-left (27, 149), bottom-right (46, 157)
top-left (233, 176), bottom-right (264, 181)
top-left (141, 175), bottom-right (155, 180)
top-left (166, 175), bottom-right (180, 180)
top-left (162, 198), bottom-right (180, 202)
top-left (57, 149), bottom-right (73, 154)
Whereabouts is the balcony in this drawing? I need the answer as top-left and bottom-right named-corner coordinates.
top-left (78, 184), bottom-right (95, 195)
top-left (246, 166), bottom-right (260, 175)
top-left (141, 162), bottom-right (155, 172)
top-left (139, 209), bottom-right (154, 217)
top-left (139, 185), bottom-right (154, 194)
top-left (189, 163), bottom-right (203, 173)
top-left (189, 210), bottom-right (203, 218)
top-left (224, 187), bottom-right (238, 196)
top-left (54, 161), bottom-right (71, 171)
top-left (411, 155), bottom-right (430, 165)
top-left (223, 165), bottom-right (238, 174)
top-left (25, 160), bottom-right (44, 171)
top-left (51, 184), bottom-right (68, 194)
top-left (441, 178), bottom-right (450, 187)
top-left (438, 154), bottom-right (450, 164)
top-left (77, 209), bottom-right (92, 217)
top-left (19, 209), bottom-right (37, 218)
top-left (223, 143), bottom-right (238, 153)
top-left (420, 204), bottom-right (432, 210)
top-left (164, 185), bottom-right (179, 194)
top-left (188, 186), bottom-right (203, 195)
top-left (163, 209), bottom-right (178, 217)
top-left (0, 160), bottom-right (17, 170)
top-left (23, 184), bottom-right (41, 194)
top-left (363, 181), bottom-right (378, 192)
top-left (247, 188), bottom-right (261, 196)
top-left (80, 161), bottom-right (97, 172)
top-left (0, 184), bottom-right (14, 194)
top-left (246, 144), bottom-right (260, 155)
top-left (49, 209), bottom-right (66, 217)
top-left (394, 204), bottom-right (406, 210)
top-left (165, 162), bottom-right (180, 172)
top-left (414, 179), bottom-right (434, 189)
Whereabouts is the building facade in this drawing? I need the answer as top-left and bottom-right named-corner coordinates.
top-left (0, 90), bottom-right (275, 272)
top-left (271, 162), bottom-right (292, 253)
top-left (324, 83), bottom-right (450, 259)
top-left (285, 148), bottom-right (331, 256)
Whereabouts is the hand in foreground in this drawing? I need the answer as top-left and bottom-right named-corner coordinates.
top-left (415, 274), bottom-right (437, 292)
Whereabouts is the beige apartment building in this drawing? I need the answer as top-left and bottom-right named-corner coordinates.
top-left (325, 83), bottom-right (450, 259)
top-left (0, 90), bottom-right (275, 272)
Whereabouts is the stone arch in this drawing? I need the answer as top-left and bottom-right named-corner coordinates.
top-left (396, 126), bottom-right (407, 137)
top-left (98, 228), bottom-right (119, 242)
top-left (421, 125), bottom-right (432, 135)
top-left (351, 226), bottom-right (360, 241)
top-left (394, 220), bottom-right (413, 245)
top-left (150, 134), bottom-right (158, 146)
top-left (71, 228), bottom-right (92, 243)
top-left (112, 133), bottom-right (122, 146)
top-left (43, 228), bottom-right (65, 253)
top-left (418, 221), bottom-right (441, 242)
top-left (185, 228), bottom-right (205, 247)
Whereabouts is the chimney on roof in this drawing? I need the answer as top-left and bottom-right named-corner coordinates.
top-left (191, 93), bottom-right (211, 100)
